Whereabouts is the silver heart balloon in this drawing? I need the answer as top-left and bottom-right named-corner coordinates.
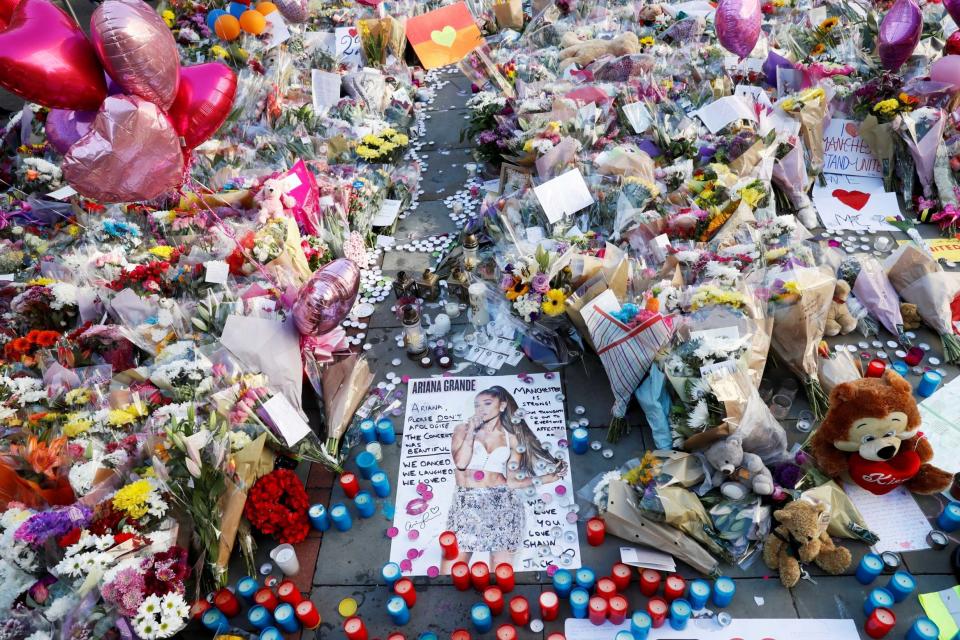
top-left (293, 259), bottom-right (361, 336)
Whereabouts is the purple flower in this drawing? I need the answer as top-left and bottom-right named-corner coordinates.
top-left (478, 131), bottom-right (497, 145)
top-left (14, 505), bottom-right (92, 547)
top-left (531, 273), bottom-right (550, 294)
top-left (499, 274), bottom-right (516, 290)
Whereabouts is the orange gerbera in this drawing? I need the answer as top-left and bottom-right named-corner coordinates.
top-left (505, 281), bottom-right (530, 301)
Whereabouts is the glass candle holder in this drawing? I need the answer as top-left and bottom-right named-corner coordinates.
top-left (769, 394), bottom-right (792, 420)
top-left (401, 304), bottom-right (428, 358)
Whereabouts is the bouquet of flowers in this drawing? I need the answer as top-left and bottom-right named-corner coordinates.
top-left (778, 86), bottom-right (829, 177)
top-left (838, 254), bottom-right (906, 343)
top-left (499, 246), bottom-right (574, 325)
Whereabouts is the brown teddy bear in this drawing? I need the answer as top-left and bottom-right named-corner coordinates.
top-left (763, 500), bottom-right (851, 588)
top-left (559, 32), bottom-right (641, 68)
top-left (824, 280), bottom-right (857, 336)
top-left (900, 302), bottom-right (921, 330)
top-left (810, 369), bottom-right (952, 495)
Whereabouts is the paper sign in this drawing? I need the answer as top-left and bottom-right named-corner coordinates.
top-left (694, 95), bottom-right (757, 134)
top-left (690, 325), bottom-right (740, 350)
top-left (261, 394), bottom-right (312, 446)
top-left (918, 375), bottom-right (960, 474)
top-left (565, 617), bottom-right (860, 640)
top-left (265, 12), bottom-right (290, 49)
top-left (621, 102), bottom-right (652, 133)
top-left (735, 83), bottom-right (772, 109)
top-left (405, 2), bottom-right (485, 70)
top-left (0, 274), bottom-right (13, 281)
top-left (335, 26), bottom-right (362, 67)
top-left (47, 185), bottom-right (77, 200)
top-left (311, 69), bottom-right (341, 110)
top-left (822, 119), bottom-right (883, 178)
top-left (203, 260), bottom-right (229, 285)
top-left (896, 237), bottom-right (960, 262)
top-left (811, 174), bottom-right (899, 231)
top-left (619, 546), bottom-right (676, 572)
top-left (533, 168), bottom-right (595, 224)
top-left (304, 31), bottom-right (336, 54)
top-left (371, 199), bottom-right (402, 227)
top-left (844, 483), bottom-right (932, 554)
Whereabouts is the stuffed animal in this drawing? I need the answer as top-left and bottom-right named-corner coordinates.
top-left (824, 280), bottom-right (857, 336)
top-left (256, 178), bottom-right (296, 224)
top-left (559, 32), bottom-right (641, 68)
top-left (900, 302), bottom-right (921, 330)
top-left (703, 434), bottom-right (775, 499)
top-left (762, 500), bottom-right (851, 588)
top-left (810, 369), bottom-right (952, 495)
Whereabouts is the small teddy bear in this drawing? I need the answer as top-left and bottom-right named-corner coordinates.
top-left (703, 434), bottom-right (775, 500)
top-left (824, 280), bottom-right (857, 336)
top-left (559, 32), bottom-right (641, 68)
top-left (762, 500), bottom-right (851, 588)
top-left (256, 178), bottom-right (296, 225)
top-left (900, 302), bottom-right (921, 330)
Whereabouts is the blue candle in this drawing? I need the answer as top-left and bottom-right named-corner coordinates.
top-left (906, 617), bottom-right (940, 640)
top-left (471, 603), bottom-right (493, 633)
top-left (891, 361), bottom-right (909, 377)
top-left (201, 609), bottom-right (229, 634)
top-left (886, 571), bottom-right (916, 603)
top-left (630, 611), bottom-right (652, 640)
top-left (615, 632), bottom-right (635, 640)
top-left (382, 561), bottom-right (402, 587)
top-left (917, 371), bottom-right (942, 398)
top-left (376, 418), bottom-right (397, 444)
top-left (937, 502), bottom-right (960, 533)
top-left (712, 577), bottom-right (735, 608)
top-left (370, 471), bottom-right (391, 498)
top-left (864, 588), bottom-right (895, 616)
top-left (575, 567), bottom-right (596, 592)
top-left (570, 587), bottom-right (590, 619)
top-left (247, 605), bottom-right (273, 631)
top-left (273, 603), bottom-right (300, 633)
top-left (387, 595), bottom-right (411, 626)
top-left (237, 576), bottom-right (259, 603)
top-left (308, 504), bottom-right (330, 532)
top-left (330, 502), bottom-right (352, 531)
top-left (553, 568), bottom-right (573, 598)
top-left (688, 579), bottom-right (711, 609)
top-left (355, 451), bottom-right (380, 479)
top-left (354, 490), bottom-right (376, 518)
top-left (259, 628), bottom-right (283, 640)
top-left (359, 418), bottom-right (377, 443)
top-left (856, 553), bottom-right (884, 585)
top-left (418, 634), bottom-right (439, 640)
top-left (571, 427), bottom-right (589, 454)
top-left (669, 599), bottom-right (691, 631)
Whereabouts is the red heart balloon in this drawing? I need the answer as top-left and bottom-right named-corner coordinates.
top-left (0, 0), bottom-right (21, 29)
top-left (0, 0), bottom-right (107, 110)
top-left (947, 31), bottom-right (960, 56)
top-left (168, 62), bottom-right (237, 149)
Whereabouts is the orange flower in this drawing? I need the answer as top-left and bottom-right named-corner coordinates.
top-left (810, 43), bottom-right (826, 56)
top-left (505, 281), bottom-right (529, 301)
top-left (13, 436), bottom-right (68, 480)
top-left (25, 169), bottom-right (38, 181)
top-left (645, 297), bottom-right (660, 313)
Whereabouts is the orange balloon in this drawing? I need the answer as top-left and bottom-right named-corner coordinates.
top-left (255, 1), bottom-right (277, 15)
top-left (239, 9), bottom-right (265, 34)
top-left (214, 13), bottom-right (241, 40)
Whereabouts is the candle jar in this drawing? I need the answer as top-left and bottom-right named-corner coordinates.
top-left (468, 282), bottom-right (490, 326)
top-left (611, 563), bottom-right (632, 591)
top-left (248, 605), bottom-right (273, 631)
top-left (393, 271), bottom-right (415, 298)
top-left (213, 587), bottom-right (241, 617)
top-left (575, 567), bottom-right (596, 592)
top-left (330, 503), bottom-right (353, 531)
top-left (588, 596), bottom-right (608, 626)
top-left (664, 574), bottom-right (686, 602)
top-left (343, 617), bottom-right (368, 640)
top-left (274, 603), bottom-right (300, 633)
top-left (237, 576), bottom-right (259, 604)
top-left (596, 578), bottom-right (617, 601)
top-left (886, 570), bottom-right (916, 602)
top-left (539, 591), bottom-right (559, 621)
top-left (401, 304), bottom-right (428, 358)
top-left (355, 451), bottom-right (379, 479)
top-left (354, 491), bottom-right (375, 518)
top-left (508, 595), bottom-right (530, 626)
top-left (688, 579), bottom-right (711, 610)
top-left (201, 608), bottom-right (230, 634)
top-left (376, 418), bottom-right (397, 445)
top-left (359, 419), bottom-right (377, 443)
top-left (864, 588), bottom-right (895, 616)
top-left (906, 617), bottom-right (940, 640)
top-left (917, 371), bottom-right (942, 398)
top-left (470, 562), bottom-right (491, 590)
top-left (865, 608), bottom-right (896, 639)
top-left (608, 595), bottom-right (628, 625)
top-left (269, 544), bottom-right (299, 576)
top-left (462, 232), bottom-right (479, 270)
top-left (448, 265), bottom-right (471, 302)
top-left (570, 427), bottom-right (590, 454)
top-left (382, 562), bottom-right (402, 587)
top-left (471, 603), bottom-right (493, 633)
top-left (394, 578), bottom-right (417, 608)
top-left (370, 471), bottom-right (391, 498)
top-left (254, 587), bottom-right (279, 612)
top-left (856, 554), bottom-right (884, 585)
top-left (260, 628), bottom-right (283, 640)
top-left (495, 562), bottom-right (515, 592)
top-left (586, 518), bottom-right (606, 546)
top-left (339, 472), bottom-right (360, 498)
top-left (295, 601), bottom-right (321, 629)
top-left (484, 587), bottom-right (505, 615)
top-left (570, 588), bottom-right (590, 619)
top-left (669, 599), bottom-right (691, 631)
top-left (937, 501), bottom-right (960, 532)
top-left (387, 596), bottom-right (411, 626)
top-left (866, 359), bottom-right (886, 378)
top-left (712, 577), bottom-right (735, 607)
top-left (451, 562), bottom-right (471, 590)
top-left (552, 568), bottom-right (573, 597)
top-left (416, 269), bottom-right (441, 301)
top-left (495, 625), bottom-right (517, 640)
top-left (905, 346), bottom-right (925, 366)
top-left (647, 597), bottom-right (668, 628)
top-left (631, 611), bottom-right (652, 640)
top-left (190, 599), bottom-right (212, 620)
top-left (277, 580), bottom-right (303, 605)
top-left (308, 504), bottom-right (330, 532)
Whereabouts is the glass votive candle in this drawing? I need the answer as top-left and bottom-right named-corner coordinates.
top-left (905, 346), bottom-right (924, 366)
top-left (769, 394), bottom-right (792, 419)
top-left (874, 236), bottom-right (893, 252)
top-left (795, 409), bottom-right (815, 433)
top-left (365, 442), bottom-right (383, 462)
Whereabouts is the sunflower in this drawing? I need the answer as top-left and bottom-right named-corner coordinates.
top-left (810, 43), bottom-right (826, 56)
top-left (505, 280), bottom-right (530, 301)
top-left (819, 16), bottom-right (839, 30)
top-left (541, 289), bottom-right (567, 316)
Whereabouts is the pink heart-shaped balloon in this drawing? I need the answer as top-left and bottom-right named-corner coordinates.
top-left (63, 95), bottom-right (185, 203)
top-left (168, 62), bottom-right (237, 149)
top-left (91, 0), bottom-right (180, 110)
top-left (0, 0), bottom-right (107, 110)
top-left (946, 0), bottom-right (960, 29)
top-left (46, 108), bottom-right (97, 154)
top-left (0, 0), bottom-right (20, 29)
top-left (878, 0), bottom-right (922, 72)
top-left (274, 0), bottom-right (308, 23)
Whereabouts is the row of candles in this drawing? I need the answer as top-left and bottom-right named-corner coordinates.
top-left (194, 576), bottom-right (321, 636)
top-left (855, 552), bottom-right (943, 640)
top-left (308, 453), bottom-right (394, 532)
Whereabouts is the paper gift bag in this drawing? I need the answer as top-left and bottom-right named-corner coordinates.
top-left (493, 0), bottom-right (524, 30)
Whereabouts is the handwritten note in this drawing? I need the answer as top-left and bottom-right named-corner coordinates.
top-left (311, 69), bottom-right (341, 111)
top-left (811, 174), bottom-right (899, 232)
top-left (565, 617), bottom-right (860, 640)
top-left (694, 95), bottom-right (757, 134)
top-left (533, 168), bottom-right (595, 224)
top-left (844, 483), bottom-right (932, 554)
top-left (822, 119), bottom-right (883, 178)
top-left (335, 26), bottom-right (362, 67)
top-left (261, 393), bottom-right (311, 446)
top-left (918, 375), bottom-right (960, 474)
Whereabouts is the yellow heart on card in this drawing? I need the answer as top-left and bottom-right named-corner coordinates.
top-left (430, 25), bottom-right (457, 48)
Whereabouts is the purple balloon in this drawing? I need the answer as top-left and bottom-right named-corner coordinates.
top-left (763, 50), bottom-right (794, 87)
top-left (46, 108), bottom-right (96, 154)
top-left (715, 0), bottom-right (761, 59)
top-left (945, 0), bottom-right (960, 29)
top-left (293, 259), bottom-right (361, 337)
top-left (879, 0), bottom-right (922, 72)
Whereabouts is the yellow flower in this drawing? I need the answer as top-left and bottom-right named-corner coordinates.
top-left (810, 43), bottom-right (826, 56)
top-left (63, 415), bottom-right (93, 437)
top-left (362, 134), bottom-right (382, 146)
top-left (64, 388), bottom-right (91, 406)
top-left (391, 133), bottom-right (409, 146)
top-left (108, 404), bottom-right (146, 427)
top-left (379, 141), bottom-right (398, 153)
top-left (162, 9), bottom-right (175, 27)
top-left (381, 127), bottom-right (397, 138)
top-left (523, 139), bottom-right (534, 153)
top-left (67, 225), bottom-right (81, 237)
top-left (113, 479), bottom-right (153, 519)
top-left (765, 247), bottom-right (788, 262)
top-left (27, 277), bottom-right (54, 286)
top-left (819, 16), bottom-right (838, 30)
top-left (779, 98), bottom-right (795, 111)
top-left (783, 281), bottom-right (800, 295)
top-left (210, 45), bottom-right (229, 59)
top-left (356, 145), bottom-right (379, 160)
top-left (149, 245), bottom-right (175, 260)
top-left (541, 289), bottom-right (567, 316)
top-left (546, 121), bottom-right (561, 133)
top-left (739, 187), bottom-right (764, 208)
top-left (873, 99), bottom-right (899, 115)
top-left (639, 36), bottom-right (654, 46)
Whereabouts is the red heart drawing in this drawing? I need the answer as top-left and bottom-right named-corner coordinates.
top-left (349, 27), bottom-right (358, 37)
top-left (832, 189), bottom-right (870, 211)
top-left (844, 121), bottom-right (859, 137)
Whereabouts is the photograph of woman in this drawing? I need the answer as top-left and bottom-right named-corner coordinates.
top-left (441, 385), bottom-right (568, 573)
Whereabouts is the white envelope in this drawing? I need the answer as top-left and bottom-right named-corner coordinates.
top-left (220, 315), bottom-right (304, 415)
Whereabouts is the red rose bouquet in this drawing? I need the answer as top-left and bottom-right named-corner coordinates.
top-left (244, 468), bottom-right (310, 544)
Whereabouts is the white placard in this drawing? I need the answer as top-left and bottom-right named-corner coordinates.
top-left (261, 394), bottom-right (312, 446)
top-left (265, 12), bottom-right (290, 49)
top-left (811, 174), bottom-right (899, 231)
top-left (304, 31), bottom-right (336, 54)
top-left (694, 95), bottom-right (757, 134)
top-left (822, 118), bottom-right (883, 178)
top-left (565, 617), bottom-right (860, 640)
top-left (390, 374), bottom-right (581, 575)
top-left (371, 199), bottom-right (402, 227)
top-left (0, 274), bottom-right (13, 281)
top-left (311, 69), bottom-right (341, 111)
top-left (47, 185), bottom-right (77, 200)
top-left (203, 260), bottom-right (229, 285)
top-left (689, 325), bottom-right (741, 350)
top-left (918, 375), bottom-right (960, 474)
top-left (533, 168), bottom-right (595, 224)
top-left (279, 172), bottom-right (302, 192)
top-left (844, 483), bottom-right (932, 554)
top-left (335, 26), bottom-right (362, 67)
top-left (621, 102), bottom-right (652, 133)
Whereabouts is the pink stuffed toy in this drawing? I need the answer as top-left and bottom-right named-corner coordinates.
top-left (256, 178), bottom-right (296, 224)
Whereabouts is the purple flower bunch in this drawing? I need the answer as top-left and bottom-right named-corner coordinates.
top-left (14, 504), bottom-right (92, 546)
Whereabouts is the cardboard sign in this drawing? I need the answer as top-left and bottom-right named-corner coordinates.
top-left (811, 174), bottom-right (899, 231)
top-left (822, 119), bottom-right (883, 178)
top-left (335, 26), bottom-right (362, 67)
top-left (405, 2), bottom-right (485, 69)
top-left (533, 168), bottom-right (595, 223)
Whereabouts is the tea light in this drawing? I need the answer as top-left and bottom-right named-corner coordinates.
top-left (586, 518), bottom-right (606, 546)
top-left (905, 617), bottom-right (940, 640)
top-left (917, 371), bottom-right (942, 397)
top-left (354, 490), bottom-right (376, 518)
top-left (856, 554), bottom-right (884, 585)
top-left (937, 501), bottom-right (960, 532)
top-left (610, 563), bottom-right (632, 591)
top-left (688, 579), bottom-right (711, 609)
top-left (201, 608), bottom-right (230, 634)
top-left (339, 472), bottom-right (360, 498)
top-left (570, 588), bottom-right (590, 618)
top-left (571, 427), bottom-right (589, 454)
top-left (508, 595), bottom-right (530, 626)
top-left (395, 578), bottom-right (417, 607)
top-left (259, 628), bottom-right (283, 640)
top-left (631, 611), bottom-right (652, 640)
top-left (640, 569), bottom-right (661, 596)
top-left (308, 504), bottom-right (330, 532)
top-left (277, 580), bottom-right (303, 605)
top-left (295, 600), bottom-right (321, 629)
top-left (891, 361), bottom-right (909, 377)
top-left (553, 568), bottom-right (573, 597)
top-left (712, 576), bottom-right (736, 607)
top-left (864, 588), bottom-right (895, 616)
top-left (273, 603), bottom-right (300, 633)
top-left (608, 595), bottom-right (628, 625)
top-left (588, 596), bottom-right (608, 625)
top-left (355, 451), bottom-right (380, 479)
top-left (539, 591), bottom-right (559, 621)
top-left (247, 605), bottom-right (273, 631)
top-left (647, 597), bottom-right (668, 628)
top-left (365, 442), bottom-right (383, 461)
top-left (387, 595), bottom-right (411, 626)
top-left (496, 625), bottom-right (517, 640)
top-left (439, 531), bottom-right (459, 560)
top-left (669, 599), bottom-right (691, 630)
top-left (483, 587), bottom-right (505, 615)
top-left (471, 603), bottom-right (493, 633)
top-left (471, 561), bottom-right (490, 590)
top-left (371, 471), bottom-right (391, 498)
top-left (880, 551), bottom-right (901, 573)
top-left (664, 574), bottom-right (686, 602)
top-left (495, 563), bottom-right (515, 592)
top-left (330, 503), bottom-right (353, 531)
top-left (376, 418), bottom-right (397, 444)
top-left (864, 607), bottom-right (895, 639)
top-left (905, 346), bottom-right (924, 366)
top-left (381, 562), bottom-right (402, 587)
top-left (190, 599), bottom-right (211, 620)
top-left (254, 587), bottom-right (279, 612)
top-left (213, 587), bottom-right (240, 617)
top-left (359, 419), bottom-right (377, 443)
top-left (451, 561), bottom-right (471, 590)
top-left (575, 567), bottom-right (596, 592)
top-left (344, 616), bottom-right (368, 640)
top-left (886, 571), bottom-right (916, 602)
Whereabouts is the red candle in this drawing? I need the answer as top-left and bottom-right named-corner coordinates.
top-left (450, 630), bottom-right (471, 640)
top-left (865, 608), bottom-right (896, 639)
top-left (664, 574), bottom-right (686, 602)
top-left (213, 588), bottom-right (240, 617)
top-left (866, 359), bottom-right (886, 378)
top-left (905, 346), bottom-right (924, 366)
top-left (277, 579), bottom-right (303, 605)
top-left (495, 563), bottom-right (515, 593)
top-left (451, 561), bottom-right (471, 591)
top-left (344, 617), bottom-right (368, 640)
top-left (388, 634), bottom-right (407, 640)
top-left (547, 635), bottom-right (566, 640)
top-left (588, 597), bottom-right (608, 626)
top-left (394, 578), bottom-right (417, 608)
top-left (586, 517), bottom-right (606, 546)
top-left (190, 599), bottom-right (212, 620)
top-left (539, 591), bottom-right (560, 621)
top-left (470, 562), bottom-right (490, 591)
top-left (610, 563), bottom-right (632, 591)
top-left (439, 531), bottom-right (459, 560)
top-left (339, 472), bottom-right (360, 498)
top-left (495, 625), bottom-right (517, 640)
top-left (483, 587), bottom-right (505, 615)
top-left (596, 577), bottom-right (617, 601)
top-left (509, 595), bottom-right (530, 626)
top-left (648, 597), bottom-right (668, 628)
top-left (295, 600), bottom-right (321, 629)
top-left (253, 587), bottom-right (279, 612)
top-left (608, 595), bottom-right (628, 625)
top-left (640, 569), bottom-right (661, 597)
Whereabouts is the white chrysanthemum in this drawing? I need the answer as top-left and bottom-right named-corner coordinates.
top-left (687, 399), bottom-right (711, 430)
top-left (48, 282), bottom-right (78, 310)
top-left (24, 630), bottom-right (52, 640)
top-left (45, 595), bottom-right (78, 621)
top-left (140, 594), bottom-right (163, 617)
top-left (134, 616), bottom-right (159, 640)
top-left (160, 593), bottom-right (190, 620)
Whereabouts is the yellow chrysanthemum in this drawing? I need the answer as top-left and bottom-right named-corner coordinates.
top-left (639, 36), bottom-right (654, 46)
top-left (162, 9), bottom-right (175, 27)
top-left (149, 246), bottom-right (175, 260)
top-left (739, 187), bottom-right (764, 208)
top-left (113, 479), bottom-right (153, 519)
top-left (27, 277), bottom-right (54, 286)
top-left (108, 404), bottom-right (146, 427)
top-left (379, 141), bottom-right (398, 153)
top-left (210, 45), bottom-right (229, 59)
top-left (874, 99), bottom-right (899, 116)
top-left (381, 127), bottom-right (398, 138)
top-left (391, 133), bottom-right (409, 146)
top-left (356, 145), bottom-right (380, 160)
top-left (541, 289), bottom-right (567, 316)
top-left (63, 416), bottom-right (93, 438)
top-left (64, 388), bottom-right (91, 406)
